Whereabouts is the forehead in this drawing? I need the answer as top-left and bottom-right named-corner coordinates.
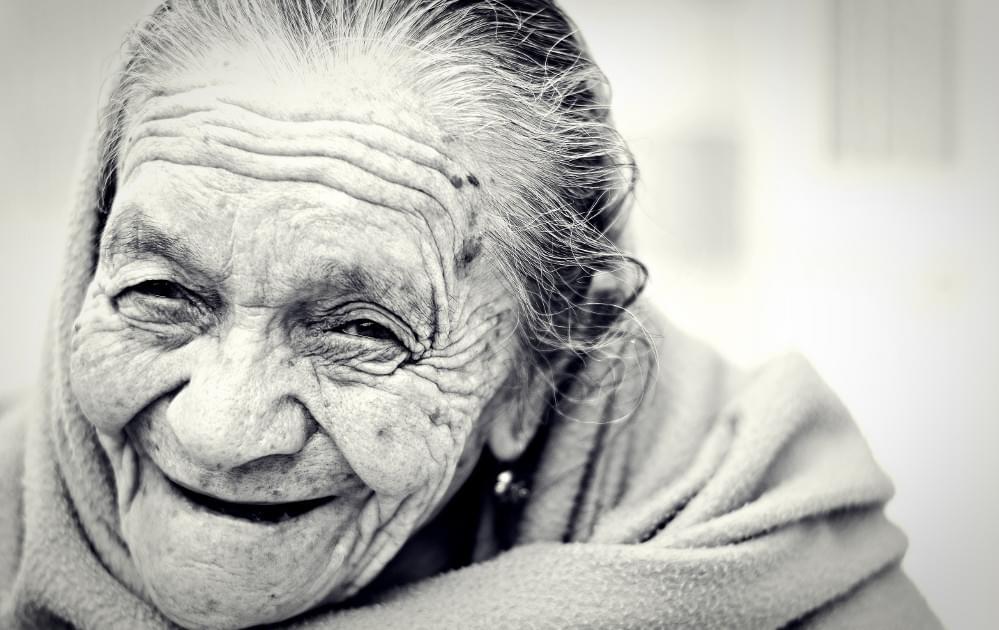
top-left (118, 80), bottom-right (484, 203)
top-left (116, 81), bottom-right (480, 226)
top-left (108, 163), bottom-right (430, 283)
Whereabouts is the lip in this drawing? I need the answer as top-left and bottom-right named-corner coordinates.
top-left (170, 479), bottom-right (338, 524)
top-left (131, 446), bottom-right (358, 528)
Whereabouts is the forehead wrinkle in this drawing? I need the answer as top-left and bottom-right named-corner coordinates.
top-left (129, 120), bottom-right (461, 232)
top-left (128, 89), bottom-right (469, 206)
top-left (120, 102), bottom-right (468, 272)
top-left (133, 86), bottom-right (460, 164)
top-left (135, 89), bottom-right (465, 172)
top-left (121, 134), bottom-right (445, 219)
top-left (127, 87), bottom-right (477, 245)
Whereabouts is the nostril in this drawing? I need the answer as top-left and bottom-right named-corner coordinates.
top-left (166, 380), bottom-right (189, 401)
top-left (300, 400), bottom-right (320, 440)
top-left (278, 395), bottom-right (319, 439)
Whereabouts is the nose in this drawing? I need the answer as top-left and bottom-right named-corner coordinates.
top-left (165, 327), bottom-right (316, 471)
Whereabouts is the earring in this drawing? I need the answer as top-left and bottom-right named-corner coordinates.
top-left (494, 470), bottom-right (530, 503)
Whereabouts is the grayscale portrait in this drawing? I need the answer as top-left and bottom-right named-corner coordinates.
top-left (7, 0), bottom-right (991, 628)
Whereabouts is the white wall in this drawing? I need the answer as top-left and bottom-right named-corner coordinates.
top-left (571, 1), bottom-right (998, 627)
top-left (0, 0), bottom-right (160, 394)
top-left (2, 1), bottom-right (996, 627)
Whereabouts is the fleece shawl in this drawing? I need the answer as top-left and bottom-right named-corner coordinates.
top-left (0, 81), bottom-right (940, 630)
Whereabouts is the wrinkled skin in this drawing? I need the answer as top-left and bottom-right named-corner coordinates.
top-left (68, 75), bottom-right (533, 629)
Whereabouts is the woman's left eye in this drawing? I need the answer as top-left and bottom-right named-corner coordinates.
top-left (337, 319), bottom-right (400, 342)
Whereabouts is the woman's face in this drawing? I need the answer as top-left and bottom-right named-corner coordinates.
top-left (69, 79), bottom-right (524, 629)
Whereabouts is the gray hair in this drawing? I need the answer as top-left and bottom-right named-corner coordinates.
top-left (95, 0), bottom-right (646, 369)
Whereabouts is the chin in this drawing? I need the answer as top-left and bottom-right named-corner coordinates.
top-left (116, 445), bottom-right (371, 629)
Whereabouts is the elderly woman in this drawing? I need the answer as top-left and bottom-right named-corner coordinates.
top-left (0, 1), bottom-right (939, 628)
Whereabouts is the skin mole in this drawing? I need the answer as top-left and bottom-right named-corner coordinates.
top-left (466, 174), bottom-right (480, 187)
top-left (449, 174), bottom-right (464, 189)
top-left (456, 236), bottom-right (483, 270)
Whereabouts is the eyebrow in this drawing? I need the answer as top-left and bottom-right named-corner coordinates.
top-left (102, 211), bottom-right (212, 278)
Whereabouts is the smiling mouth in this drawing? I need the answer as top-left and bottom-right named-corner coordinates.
top-left (172, 481), bottom-right (336, 524)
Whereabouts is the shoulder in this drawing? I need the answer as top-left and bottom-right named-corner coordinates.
top-left (0, 392), bottom-right (30, 602)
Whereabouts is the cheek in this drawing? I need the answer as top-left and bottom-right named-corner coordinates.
top-left (328, 307), bottom-right (522, 504)
top-left (318, 381), bottom-right (479, 500)
top-left (70, 281), bottom-right (189, 434)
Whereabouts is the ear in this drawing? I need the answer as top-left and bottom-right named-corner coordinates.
top-left (486, 261), bottom-right (645, 462)
top-left (486, 371), bottom-right (549, 463)
top-left (487, 407), bottom-right (539, 463)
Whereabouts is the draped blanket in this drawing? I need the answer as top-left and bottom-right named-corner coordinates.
top-left (0, 74), bottom-right (939, 630)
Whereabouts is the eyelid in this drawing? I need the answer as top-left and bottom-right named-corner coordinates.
top-left (111, 272), bottom-right (217, 328)
top-left (115, 279), bottom-right (191, 305)
top-left (320, 302), bottom-right (416, 349)
top-left (104, 263), bottom-right (167, 296)
top-left (107, 263), bottom-right (220, 309)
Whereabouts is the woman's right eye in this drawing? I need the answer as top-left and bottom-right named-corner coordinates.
top-left (115, 280), bottom-right (204, 325)
top-left (129, 280), bottom-right (188, 300)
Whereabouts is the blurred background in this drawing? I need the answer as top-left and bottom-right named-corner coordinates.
top-left (1, 0), bottom-right (996, 626)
